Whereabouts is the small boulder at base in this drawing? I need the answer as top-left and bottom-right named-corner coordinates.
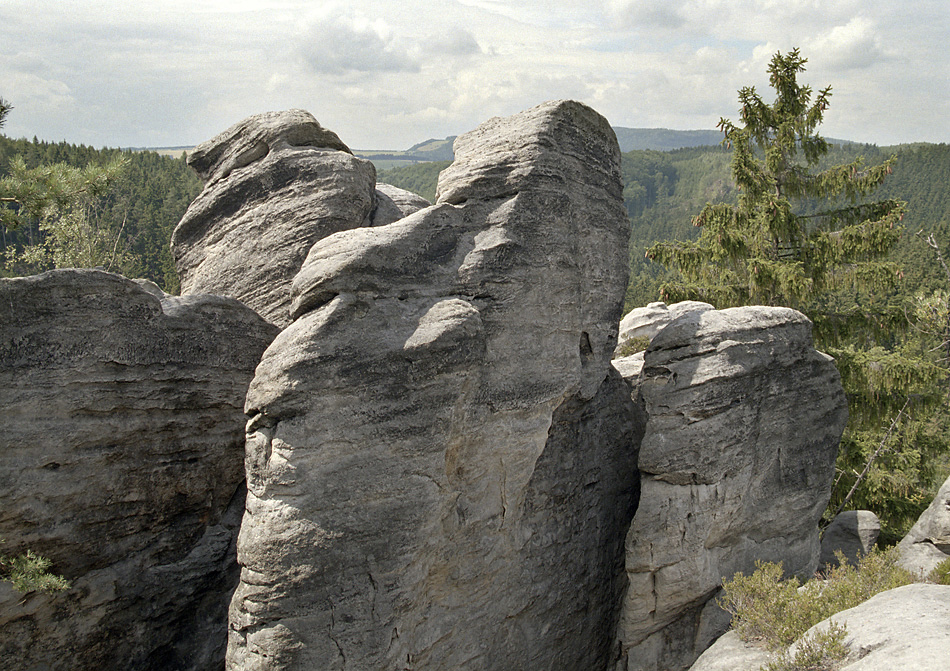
top-left (820, 510), bottom-right (881, 571)
top-left (692, 584), bottom-right (950, 671)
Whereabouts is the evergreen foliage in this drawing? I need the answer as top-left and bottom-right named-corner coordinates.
top-left (639, 51), bottom-right (949, 540)
top-left (0, 99), bottom-right (202, 291)
top-left (0, 539), bottom-right (70, 594)
top-left (719, 547), bottom-right (914, 651)
top-left (376, 160), bottom-right (449, 203)
top-left (645, 49), bottom-right (905, 309)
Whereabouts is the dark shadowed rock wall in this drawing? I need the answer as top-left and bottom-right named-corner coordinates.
top-left (0, 269), bottom-right (278, 670)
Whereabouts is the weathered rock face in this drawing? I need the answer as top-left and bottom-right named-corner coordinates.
top-left (371, 182), bottom-right (432, 227)
top-left (0, 269), bottom-right (278, 671)
top-left (227, 100), bottom-right (639, 670)
top-left (616, 301), bottom-right (713, 354)
top-left (614, 306), bottom-right (848, 671)
top-left (899, 473), bottom-right (950, 577)
top-left (690, 584), bottom-right (950, 671)
top-left (820, 510), bottom-right (881, 571)
top-left (171, 110), bottom-right (380, 328)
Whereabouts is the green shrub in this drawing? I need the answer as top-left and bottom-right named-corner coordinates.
top-left (0, 540), bottom-right (70, 594)
top-left (719, 547), bottom-right (914, 651)
top-left (615, 335), bottom-right (652, 358)
top-left (928, 557), bottom-right (950, 585)
top-left (762, 621), bottom-right (850, 671)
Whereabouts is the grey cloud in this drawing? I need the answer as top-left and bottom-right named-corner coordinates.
top-left (425, 27), bottom-right (482, 57)
top-left (297, 14), bottom-right (420, 75)
top-left (613, 0), bottom-right (686, 30)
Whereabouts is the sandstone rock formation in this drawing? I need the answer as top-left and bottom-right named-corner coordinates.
top-left (226, 100), bottom-right (639, 670)
top-left (689, 584), bottom-right (950, 671)
top-left (0, 269), bottom-right (278, 670)
top-left (614, 306), bottom-right (849, 671)
top-left (171, 109), bottom-right (412, 328)
top-left (820, 510), bottom-right (881, 571)
top-left (899, 473), bottom-right (950, 577)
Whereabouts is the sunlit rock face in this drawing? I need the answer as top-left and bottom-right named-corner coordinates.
top-left (613, 306), bottom-right (848, 671)
top-left (0, 269), bottom-right (278, 671)
top-left (171, 109), bottom-right (433, 328)
top-left (225, 100), bottom-right (640, 671)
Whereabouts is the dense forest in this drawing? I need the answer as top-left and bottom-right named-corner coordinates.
top-left (0, 136), bottom-right (202, 292)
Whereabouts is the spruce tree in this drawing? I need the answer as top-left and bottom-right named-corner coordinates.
top-left (646, 50), bottom-right (947, 540)
top-left (647, 49), bottom-right (905, 308)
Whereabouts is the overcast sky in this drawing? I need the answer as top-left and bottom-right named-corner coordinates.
top-left (1, 0), bottom-right (947, 150)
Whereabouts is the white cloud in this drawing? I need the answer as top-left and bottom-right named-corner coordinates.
top-left (803, 17), bottom-right (885, 70)
top-left (0, 0), bottom-right (944, 148)
top-left (295, 7), bottom-right (420, 75)
top-left (608, 0), bottom-right (685, 29)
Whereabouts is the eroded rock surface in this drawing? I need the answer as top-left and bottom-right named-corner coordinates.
top-left (0, 269), bottom-right (278, 671)
top-left (615, 301), bottom-right (713, 354)
top-left (171, 109), bottom-right (380, 328)
top-left (227, 100), bottom-right (639, 670)
top-left (614, 306), bottom-right (848, 671)
top-left (899, 473), bottom-right (950, 577)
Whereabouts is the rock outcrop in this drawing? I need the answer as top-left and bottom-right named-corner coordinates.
top-left (171, 109), bottom-right (417, 328)
top-left (614, 306), bottom-right (848, 671)
top-left (616, 301), bottom-right (713, 354)
top-left (0, 269), bottom-right (278, 670)
top-left (689, 584), bottom-right (950, 671)
top-left (820, 510), bottom-right (881, 571)
top-left (899, 473), bottom-right (950, 577)
top-left (226, 100), bottom-right (639, 670)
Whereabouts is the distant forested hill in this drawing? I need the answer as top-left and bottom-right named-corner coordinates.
top-left (612, 127), bottom-right (722, 152)
top-left (365, 127), bottom-right (724, 168)
top-left (377, 161), bottom-right (448, 202)
top-left (0, 136), bottom-right (202, 292)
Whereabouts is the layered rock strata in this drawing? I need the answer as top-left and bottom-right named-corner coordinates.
top-left (226, 100), bottom-right (639, 670)
top-left (614, 306), bottom-right (848, 671)
top-left (0, 269), bottom-right (278, 670)
top-left (172, 109), bottom-right (430, 328)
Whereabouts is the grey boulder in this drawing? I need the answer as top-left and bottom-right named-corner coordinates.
top-left (615, 300), bottom-right (713, 353)
top-left (899, 473), bottom-right (950, 577)
top-left (820, 510), bottom-right (881, 571)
